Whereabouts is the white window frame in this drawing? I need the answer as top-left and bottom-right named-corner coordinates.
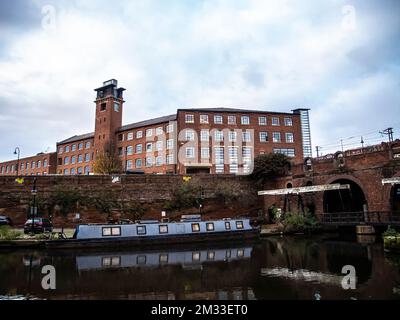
top-left (273, 132), bottom-right (281, 143)
top-left (136, 131), bottom-right (143, 139)
top-left (272, 117), bottom-right (280, 126)
top-left (200, 130), bottom-right (209, 142)
top-left (241, 116), bottom-right (250, 125)
top-left (284, 117), bottom-right (293, 126)
top-left (228, 115), bottom-right (236, 125)
top-left (146, 143), bottom-right (153, 152)
top-left (146, 129), bottom-right (153, 137)
top-left (185, 130), bottom-right (195, 141)
top-left (200, 115), bottom-right (209, 124)
top-left (259, 132), bottom-right (268, 142)
top-left (185, 114), bottom-right (194, 123)
top-left (286, 132), bottom-right (294, 143)
top-left (214, 115), bottom-right (223, 124)
top-left (186, 147), bottom-right (195, 159)
top-left (259, 116), bottom-right (267, 125)
top-left (127, 132), bottom-right (134, 141)
top-left (201, 147), bottom-right (210, 159)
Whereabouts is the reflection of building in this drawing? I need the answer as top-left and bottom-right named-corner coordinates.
top-left (0, 79), bottom-right (311, 176)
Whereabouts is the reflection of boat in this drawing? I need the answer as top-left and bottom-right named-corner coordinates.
top-left (76, 246), bottom-right (253, 271)
top-left (22, 256), bottom-right (41, 267)
top-left (46, 217), bottom-right (259, 249)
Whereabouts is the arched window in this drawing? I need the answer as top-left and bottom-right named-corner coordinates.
top-left (287, 183), bottom-right (293, 189)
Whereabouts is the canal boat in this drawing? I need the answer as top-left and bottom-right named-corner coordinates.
top-left (45, 216), bottom-right (260, 249)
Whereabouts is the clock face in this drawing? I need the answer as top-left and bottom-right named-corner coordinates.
top-left (114, 102), bottom-right (120, 112)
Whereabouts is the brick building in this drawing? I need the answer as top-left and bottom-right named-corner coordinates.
top-left (0, 79), bottom-right (311, 176)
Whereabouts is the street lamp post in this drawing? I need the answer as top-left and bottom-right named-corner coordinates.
top-left (14, 147), bottom-right (20, 176)
top-left (31, 178), bottom-right (37, 235)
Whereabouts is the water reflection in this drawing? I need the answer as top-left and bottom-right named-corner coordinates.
top-left (0, 235), bottom-right (400, 300)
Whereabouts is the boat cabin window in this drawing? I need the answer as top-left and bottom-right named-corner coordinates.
top-left (226, 250), bottom-right (231, 259)
top-left (159, 254), bottom-right (168, 263)
top-left (191, 223), bottom-right (200, 232)
top-left (102, 256), bottom-right (121, 267)
top-left (237, 249), bottom-right (244, 258)
top-left (159, 225), bottom-right (168, 234)
top-left (206, 223), bottom-right (214, 231)
top-left (137, 226), bottom-right (147, 235)
top-left (192, 252), bottom-right (201, 261)
top-left (236, 221), bottom-right (244, 229)
top-left (137, 255), bottom-right (146, 265)
top-left (207, 251), bottom-right (215, 260)
top-left (102, 227), bottom-right (121, 237)
top-left (225, 222), bottom-right (231, 230)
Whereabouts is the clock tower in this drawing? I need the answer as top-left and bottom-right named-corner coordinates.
top-left (93, 79), bottom-right (125, 156)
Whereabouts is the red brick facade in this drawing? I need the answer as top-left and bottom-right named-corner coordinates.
top-left (0, 79), bottom-right (309, 176)
top-left (0, 152), bottom-right (57, 176)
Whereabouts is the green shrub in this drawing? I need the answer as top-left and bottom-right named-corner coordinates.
top-left (383, 225), bottom-right (399, 237)
top-left (0, 226), bottom-right (22, 240)
top-left (282, 211), bottom-right (319, 232)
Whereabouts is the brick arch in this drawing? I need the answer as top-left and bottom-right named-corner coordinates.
top-left (383, 170), bottom-right (400, 211)
top-left (323, 174), bottom-right (370, 210)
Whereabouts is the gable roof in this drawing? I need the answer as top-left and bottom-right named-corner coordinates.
top-left (57, 132), bottom-right (94, 145)
top-left (117, 114), bottom-right (177, 132)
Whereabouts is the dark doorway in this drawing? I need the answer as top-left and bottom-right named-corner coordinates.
top-left (186, 167), bottom-right (211, 175)
top-left (391, 184), bottom-right (400, 212)
top-left (323, 179), bottom-right (367, 213)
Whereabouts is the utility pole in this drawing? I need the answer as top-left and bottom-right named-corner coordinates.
top-left (340, 139), bottom-right (344, 152)
top-left (380, 128), bottom-right (394, 143)
top-left (315, 146), bottom-right (322, 157)
top-left (361, 136), bottom-right (364, 149)
top-left (30, 178), bottom-right (37, 234)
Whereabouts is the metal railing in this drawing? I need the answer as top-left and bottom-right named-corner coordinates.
top-left (320, 211), bottom-right (400, 225)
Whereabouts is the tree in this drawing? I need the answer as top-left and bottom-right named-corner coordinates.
top-left (93, 151), bottom-right (122, 174)
top-left (251, 153), bottom-right (291, 185)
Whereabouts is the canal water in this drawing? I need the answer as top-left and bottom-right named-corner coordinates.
top-left (0, 234), bottom-right (399, 300)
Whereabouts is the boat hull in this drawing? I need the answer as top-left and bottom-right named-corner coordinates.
top-left (46, 229), bottom-right (260, 249)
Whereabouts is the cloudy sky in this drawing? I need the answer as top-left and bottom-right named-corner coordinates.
top-left (0, 0), bottom-right (399, 162)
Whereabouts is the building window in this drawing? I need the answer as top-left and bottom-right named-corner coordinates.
top-left (259, 116), bottom-right (267, 125)
top-left (200, 130), bottom-right (209, 142)
top-left (206, 223), bottom-right (214, 231)
top-left (156, 127), bottom-right (163, 136)
top-left (284, 117), bottom-right (293, 126)
top-left (58, 146), bottom-right (63, 154)
top-left (85, 153), bottom-right (90, 162)
top-left (136, 131), bottom-right (143, 139)
top-left (136, 159), bottom-right (142, 168)
top-left (159, 225), bottom-right (168, 234)
top-left (272, 117), bottom-right (280, 126)
top-left (155, 141), bottom-right (162, 151)
top-left (85, 141), bottom-right (91, 149)
top-left (100, 103), bottom-right (106, 111)
top-left (71, 156), bottom-right (76, 164)
top-left (65, 145), bottom-right (70, 153)
top-left (201, 148), bottom-right (210, 159)
top-left (166, 124), bottom-right (174, 133)
top-left (146, 157), bottom-right (153, 167)
top-left (70, 168), bottom-right (76, 175)
top-left (260, 132), bottom-right (268, 142)
top-left (126, 146), bottom-right (133, 156)
top-left (146, 143), bottom-right (153, 152)
top-left (84, 166), bottom-right (90, 174)
top-left (214, 115), bottom-right (223, 124)
top-left (77, 167), bottom-right (83, 175)
top-left (26, 162), bottom-right (30, 169)
top-left (146, 129), bottom-right (153, 137)
top-left (186, 147), bottom-right (195, 158)
top-left (242, 132), bottom-right (251, 142)
top-left (126, 160), bottom-right (133, 169)
top-left (64, 157), bottom-right (69, 165)
top-left (166, 154), bottom-right (174, 165)
top-left (78, 143), bottom-right (83, 150)
top-left (71, 144), bottom-right (76, 152)
top-left (191, 223), bottom-right (200, 232)
top-left (241, 116), bottom-right (250, 125)
top-left (272, 132), bottom-right (281, 143)
top-left (185, 130), bottom-right (195, 141)
top-left (127, 132), bottom-right (133, 141)
top-left (215, 131), bottom-right (224, 142)
top-left (236, 221), bottom-right (244, 229)
top-left (114, 102), bottom-right (120, 112)
top-left (78, 154), bottom-right (83, 163)
top-left (156, 156), bottom-right (163, 166)
top-left (21, 163), bottom-right (25, 170)
top-left (286, 133), bottom-right (294, 143)
top-left (118, 147), bottom-right (123, 156)
top-left (37, 161), bottom-right (41, 169)
top-left (228, 115), bottom-right (236, 125)
top-left (229, 131), bottom-right (237, 142)
top-left (63, 169), bottom-right (69, 175)
top-left (215, 147), bottom-right (224, 174)
top-left (225, 222), bottom-right (231, 230)
top-left (137, 226), bottom-right (146, 235)
top-left (273, 148), bottom-right (295, 157)
top-left (185, 114), bottom-right (194, 123)
top-left (200, 115), bottom-right (209, 124)
top-left (136, 144), bottom-right (143, 154)
top-left (166, 139), bottom-right (174, 150)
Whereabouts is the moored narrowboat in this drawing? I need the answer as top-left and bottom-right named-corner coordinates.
top-left (46, 216), bottom-right (260, 249)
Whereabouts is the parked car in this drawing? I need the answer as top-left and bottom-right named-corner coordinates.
top-left (0, 216), bottom-right (12, 226)
top-left (24, 218), bottom-right (53, 234)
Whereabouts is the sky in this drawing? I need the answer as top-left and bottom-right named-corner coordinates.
top-left (0, 0), bottom-right (399, 162)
